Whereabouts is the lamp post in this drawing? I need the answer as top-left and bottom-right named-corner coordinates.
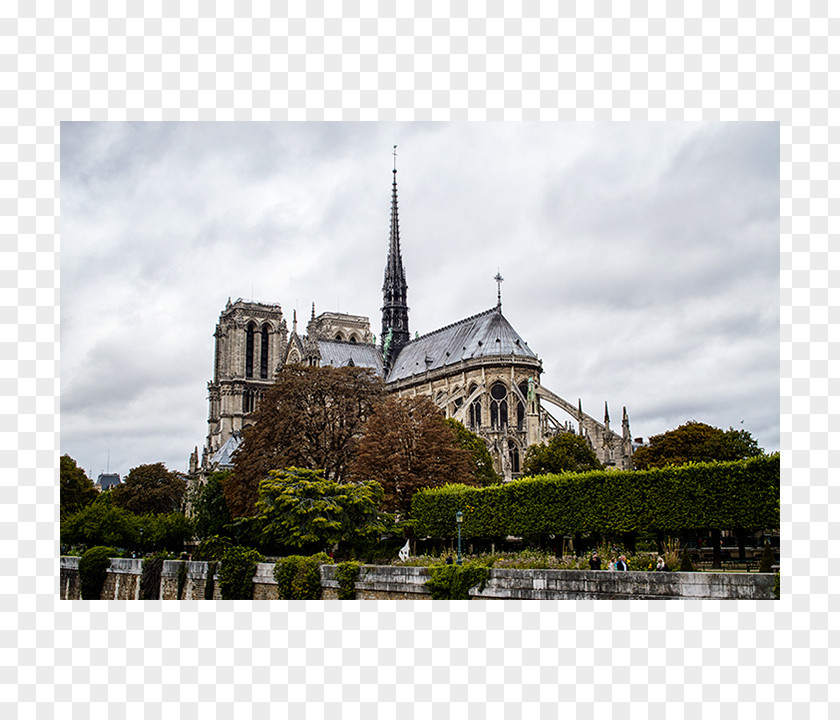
top-left (455, 510), bottom-right (463, 566)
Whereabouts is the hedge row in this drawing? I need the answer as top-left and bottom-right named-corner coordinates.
top-left (412, 454), bottom-right (780, 538)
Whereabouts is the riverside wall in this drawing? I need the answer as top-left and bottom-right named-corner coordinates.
top-left (60, 557), bottom-right (776, 600)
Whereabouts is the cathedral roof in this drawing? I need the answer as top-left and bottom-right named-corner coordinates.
top-left (386, 307), bottom-right (538, 383)
top-left (210, 432), bottom-right (242, 468)
top-left (316, 340), bottom-right (384, 375)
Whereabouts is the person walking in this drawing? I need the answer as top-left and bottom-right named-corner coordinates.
top-left (589, 553), bottom-right (602, 570)
top-left (656, 556), bottom-right (666, 571)
top-left (615, 555), bottom-right (628, 571)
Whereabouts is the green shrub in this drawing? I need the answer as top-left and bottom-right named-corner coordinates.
top-left (218, 546), bottom-right (264, 600)
top-left (140, 556), bottom-right (164, 599)
top-left (192, 535), bottom-right (232, 561)
top-left (334, 561), bottom-right (362, 600)
top-left (758, 543), bottom-right (776, 573)
top-left (680, 549), bottom-right (695, 572)
top-left (273, 553), bottom-right (332, 600)
top-left (204, 561), bottom-right (218, 600)
top-left (425, 564), bottom-right (489, 600)
top-left (78, 546), bottom-right (116, 599)
top-left (177, 561), bottom-right (188, 599)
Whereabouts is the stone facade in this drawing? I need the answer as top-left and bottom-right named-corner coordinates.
top-left (193, 167), bottom-right (634, 481)
top-left (60, 557), bottom-right (776, 601)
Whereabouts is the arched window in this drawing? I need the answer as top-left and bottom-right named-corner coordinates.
top-left (468, 384), bottom-right (481, 430)
top-left (490, 382), bottom-right (508, 429)
top-left (349, 335), bottom-right (358, 344)
top-left (245, 323), bottom-right (256, 378)
top-left (508, 440), bottom-right (520, 474)
top-left (517, 382), bottom-right (528, 430)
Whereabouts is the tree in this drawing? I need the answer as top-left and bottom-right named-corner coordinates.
top-left (135, 512), bottom-right (194, 553)
top-left (192, 471), bottom-right (233, 540)
top-left (60, 454), bottom-right (97, 519)
top-left (226, 365), bottom-right (385, 517)
top-left (61, 493), bottom-right (139, 549)
top-left (521, 432), bottom-right (603, 476)
top-left (350, 395), bottom-right (474, 516)
top-left (444, 418), bottom-right (502, 486)
top-left (111, 462), bottom-right (186, 514)
top-left (254, 467), bottom-right (386, 550)
top-left (631, 421), bottom-right (764, 470)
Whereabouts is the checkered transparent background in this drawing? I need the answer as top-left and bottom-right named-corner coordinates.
top-left (4, 1), bottom-right (835, 717)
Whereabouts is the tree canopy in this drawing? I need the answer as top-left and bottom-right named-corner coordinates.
top-left (60, 454), bottom-right (98, 519)
top-left (350, 395), bottom-right (474, 515)
top-left (191, 471), bottom-right (233, 540)
top-left (225, 365), bottom-right (385, 517)
top-left (61, 493), bottom-right (138, 548)
top-left (111, 462), bottom-right (186, 514)
top-left (631, 421), bottom-right (764, 470)
top-left (444, 418), bottom-right (502, 486)
top-left (522, 432), bottom-right (603, 476)
top-left (254, 467), bottom-right (385, 550)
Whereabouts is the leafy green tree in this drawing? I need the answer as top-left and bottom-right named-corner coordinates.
top-left (112, 463), bottom-right (186, 514)
top-left (192, 471), bottom-right (233, 540)
top-left (60, 454), bottom-right (98, 519)
top-left (61, 493), bottom-right (138, 549)
top-left (350, 395), bottom-right (475, 515)
top-left (255, 467), bottom-right (386, 550)
top-left (444, 418), bottom-right (502, 486)
top-left (135, 512), bottom-right (194, 553)
top-left (226, 365), bottom-right (385, 517)
top-left (522, 432), bottom-right (603, 476)
top-left (631, 421), bottom-right (764, 470)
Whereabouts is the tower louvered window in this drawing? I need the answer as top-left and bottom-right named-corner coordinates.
top-left (260, 325), bottom-right (269, 378)
top-left (245, 323), bottom-right (256, 378)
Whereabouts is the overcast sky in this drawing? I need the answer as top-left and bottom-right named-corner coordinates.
top-left (60, 122), bottom-right (779, 479)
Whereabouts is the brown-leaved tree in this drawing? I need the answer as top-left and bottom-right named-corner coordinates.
top-left (111, 463), bottom-right (187, 515)
top-left (350, 395), bottom-right (474, 516)
top-left (225, 365), bottom-right (385, 517)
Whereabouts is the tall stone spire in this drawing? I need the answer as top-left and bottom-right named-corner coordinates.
top-left (381, 147), bottom-right (409, 367)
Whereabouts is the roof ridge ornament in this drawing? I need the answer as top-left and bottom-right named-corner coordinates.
top-left (494, 270), bottom-right (504, 309)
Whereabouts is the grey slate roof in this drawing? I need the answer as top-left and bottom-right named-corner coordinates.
top-left (317, 340), bottom-right (384, 375)
top-left (96, 473), bottom-right (121, 490)
top-left (211, 433), bottom-right (242, 468)
top-left (386, 307), bottom-right (538, 383)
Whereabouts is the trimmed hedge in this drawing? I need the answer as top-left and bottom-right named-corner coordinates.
top-left (334, 561), bottom-right (362, 600)
top-left (218, 546), bottom-right (264, 599)
top-left (78, 546), bottom-right (116, 600)
top-left (412, 454), bottom-right (780, 538)
top-left (273, 553), bottom-right (332, 600)
top-left (425, 564), bottom-right (489, 600)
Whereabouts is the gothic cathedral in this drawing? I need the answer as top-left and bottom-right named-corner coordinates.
top-left (191, 164), bottom-right (633, 480)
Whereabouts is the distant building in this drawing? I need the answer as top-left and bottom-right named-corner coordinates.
top-left (95, 473), bottom-right (121, 492)
top-left (193, 164), bottom-right (633, 481)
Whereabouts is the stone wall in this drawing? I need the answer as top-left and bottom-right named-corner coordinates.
top-left (60, 558), bottom-right (776, 600)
